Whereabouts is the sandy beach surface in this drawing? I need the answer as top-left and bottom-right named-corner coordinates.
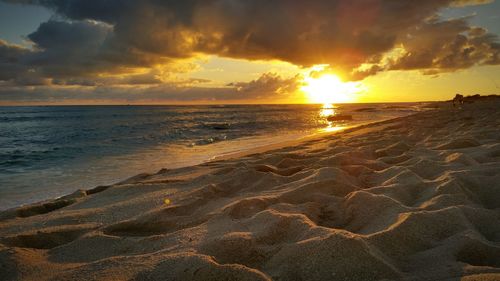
top-left (1, 100), bottom-right (499, 281)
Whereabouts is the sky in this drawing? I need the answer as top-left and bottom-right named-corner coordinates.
top-left (0, 0), bottom-right (499, 105)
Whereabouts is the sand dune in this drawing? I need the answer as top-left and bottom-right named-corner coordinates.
top-left (1, 100), bottom-right (500, 281)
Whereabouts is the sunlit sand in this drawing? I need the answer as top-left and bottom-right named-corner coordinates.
top-left (1, 99), bottom-right (499, 280)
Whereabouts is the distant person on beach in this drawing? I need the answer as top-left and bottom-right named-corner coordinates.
top-left (453, 94), bottom-right (464, 107)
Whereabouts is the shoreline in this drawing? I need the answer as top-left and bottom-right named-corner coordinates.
top-left (1, 105), bottom-right (421, 212)
top-left (1, 100), bottom-right (499, 280)
top-left (0, 127), bottom-right (341, 212)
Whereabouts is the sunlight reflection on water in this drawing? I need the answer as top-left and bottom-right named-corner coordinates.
top-left (319, 103), bottom-right (336, 117)
top-left (318, 103), bottom-right (347, 133)
top-left (322, 125), bottom-right (346, 133)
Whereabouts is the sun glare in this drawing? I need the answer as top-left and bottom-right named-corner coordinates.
top-left (301, 73), bottom-right (363, 104)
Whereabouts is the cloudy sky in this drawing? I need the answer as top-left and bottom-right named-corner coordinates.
top-left (0, 0), bottom-right (499, 104)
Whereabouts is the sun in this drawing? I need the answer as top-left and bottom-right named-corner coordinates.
top-left (301, 73), bottom-right (363, 104)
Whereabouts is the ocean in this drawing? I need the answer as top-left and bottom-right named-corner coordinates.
top-left (0, 103), bottom-right (424, 210)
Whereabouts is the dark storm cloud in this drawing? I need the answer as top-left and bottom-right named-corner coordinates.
top-left (350, 16), bottom-right (500, 78)
top-left (388, 17), bottom-right (500, 73)
top-left (0, 19), bottom-right (178, 86)
top-left (0, 39), bottom-right (30, 80)
top-left (0, 0), bottom-right (499, 93)
top-left (26, 20), bottom-right (112, 76)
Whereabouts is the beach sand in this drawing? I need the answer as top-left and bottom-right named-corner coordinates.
top-left (1, 100), bottom-right (499, 281)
